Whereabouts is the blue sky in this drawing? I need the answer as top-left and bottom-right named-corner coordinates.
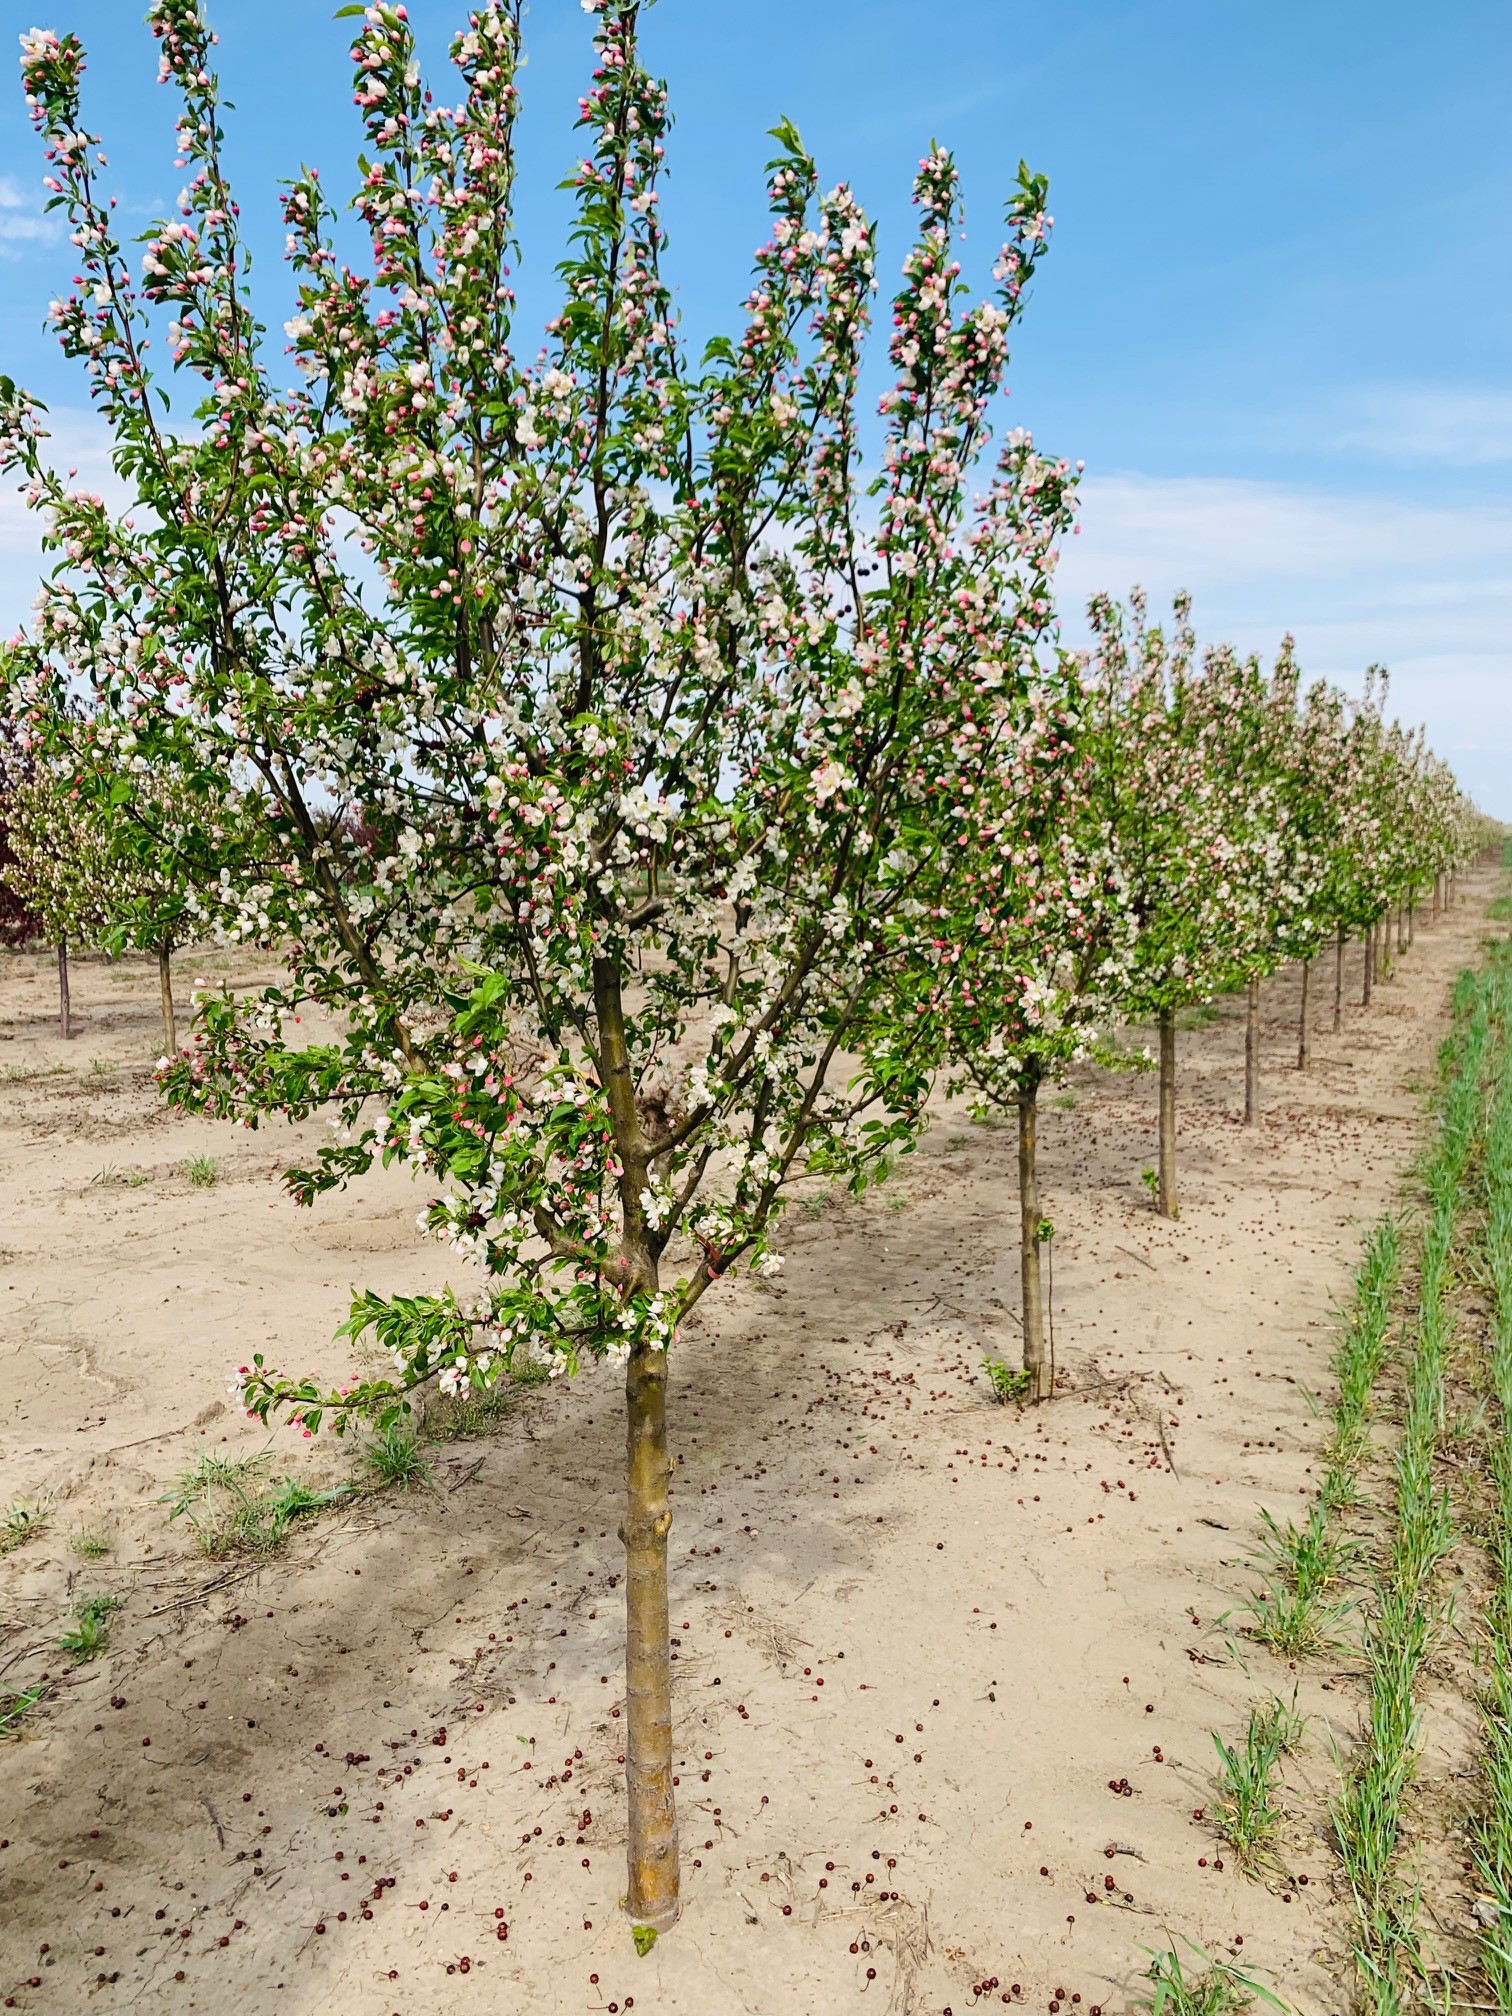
top-left (1, 0), bottom-right (1508, 809)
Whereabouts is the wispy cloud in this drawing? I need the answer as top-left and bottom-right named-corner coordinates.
top-left (1060, 471), bottom-right (1512, 816)
top-left (1323, 385), bottom-right (1512, 468)
top-left (0, 174), bottom-right (59, 256)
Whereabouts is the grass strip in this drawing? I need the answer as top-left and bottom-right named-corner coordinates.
top-left (1469, 939), bottom-right (1512, 2006)
top-left (1333, 959), bottom-right (1495, 2010)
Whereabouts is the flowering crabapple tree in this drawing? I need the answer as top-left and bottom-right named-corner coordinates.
top-left (2, 727), bottom-right (201, 1051)
top-left (929, 655), bottom-right (1136, 1398)
top-left (3, 0), bottom-right (1073, 1930)
top-left (0, 714), bottom-right (45, 964)
top-left (1270, 661), bottom-right (1356, 1059)
top-left (4, 761), bottom-right (104, 1039)
top-left (1183, 638), bottom-right (1338, 1126)
top-left (1081, 590), bottom-right (1251, 1218)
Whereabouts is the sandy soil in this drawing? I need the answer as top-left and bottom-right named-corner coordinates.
top-left (0, 882), bottom-right (1496, 2016)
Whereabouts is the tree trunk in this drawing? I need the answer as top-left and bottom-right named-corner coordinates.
top-left (1362, 931), bottom-right (1373, 1007)
top-left (1406, 900), bottom-right (1414, 949)
top-left (57, 936), bottom-right (71, 1041)
top-left (1396, 904), bottom-right (1405, 955)
top-left (1298, 960), bottom-right (1312, 1069)
top-left (158, 941), bottom-right (177, 1055)
top-left (623, 1339), bottom-right (679, 1930)
top-left (1432, 875), bottom-right (1441, 922)
top-left (591, 947), bottom-right (680, 1933)
top-left (1244, 974), bottom-right (1261, 1125)
top-left (1333, 926), bottom-right (1344, 1034)
top-left (1018, 1075), bottom-right (1048, 1400)
top-left (1157, 1007), bottom-right (1178, 1219)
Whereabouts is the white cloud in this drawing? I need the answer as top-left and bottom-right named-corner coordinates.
top-left (0, 174), bottom-right (60, 255)
top-left (1325, 385), bottom-right (1512, 468)
top-left (1060, 471), bottom-right (1512, 817)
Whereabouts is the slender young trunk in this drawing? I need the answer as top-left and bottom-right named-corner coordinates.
top-left (1333, 925), bottom-right (1344, 1034)
top-left (623, 1338), bottom-right (679, 1929)
top-left (1243, 974), bottom-right (1261, 1124)
top-left (1362, 930), bottom-right (1373, 1007)
top-left (1298, 960), bottom-right (1311, 1069)
top-left (1406, 900), bottom-right (1414, 949)
top-left (1018, 1073), bottom-right (1048, 1400)
top-left (57, 936), bottom-right (71, 1040)
top-left (1157, 1007), bottom-right (1178, 1219)
top-left (1432, 875), bottom-right (1441, 922)
top-left (1379, 915), bottom-right (1392, 982)
top-left (592, 952), bottom-right (679, 1932)
top-left (158, 940), bottom-right (176, 1055)
top-left (1396, 904), bottom-right (1405, 955)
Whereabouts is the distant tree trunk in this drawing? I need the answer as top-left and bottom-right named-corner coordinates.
top-left (1018, 1072), bottom-right (1048, 1400)
top-left (1244, 974), bottom-right (1261, 1124)
top-left (1363, 930), bottom-right (1373, 1007)
top-left (57, 936), bottom-right (71, 1041)
top-left (158, 940), bottom-right (177, 1055)
top-left (1396, 905), bottom-right (1405, 955)
top-left (1298, 960), bottom-right (1312, 1069)
top-left (1157, 1008), bottom-right (1178, 1219)
top-left (1432, 875), bottom-right (1441, 922)
top-left (1333, 926), bottom-right (1345, 1034)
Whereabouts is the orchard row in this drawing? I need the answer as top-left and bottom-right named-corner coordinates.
top-left (0, 0), bottom-right (1489, 1935)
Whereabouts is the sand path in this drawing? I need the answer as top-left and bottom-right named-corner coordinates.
top-left (0, 879), bottom-right (1495, 2015)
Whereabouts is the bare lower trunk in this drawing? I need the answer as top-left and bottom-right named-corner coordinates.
top-left (1432, 875), bottom-right (1441, 922)
top-left (158, 941), bottom-right (176, 1055)
top-left (1396, 905), bottom-right (1405, 955)
top-left (624, 1339), bottom-right (679, 1930)
top-left (1018, 1075), bottom-right (1048, 1400)
top-left (1362, 931), bottom-right (1373, 1007)
top-left (1243, 973), bottom-right (1260, 1124)
top-left (1406, 901), bottom-right (1414, 949)
top-left (57, 937), bottom-right (71, 1040)
top-left (1333, 926), bottom-right (1344, 1034)
top-left (592, 946), bottom-right (680, 1934)
top-left (1377, 915), bottom-right (1391, 983)
top-left (1298, 960), bottom-right (1311, 1069)
top-left (1157, 1008), bottom-right (1178, 1219)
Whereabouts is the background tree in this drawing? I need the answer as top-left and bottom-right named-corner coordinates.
top-left (930, 659), bottom-right (1137, 1398)
top-left (3, 0), bottom-right (1073, 1932)
top-left (0, 717), bottom-right (44, 958)
top-left (1082, 590), bottom-right (1249, 1219)
top-left (3, 726), bottom-right (198, 1051)
top-left (4, 762), bottom-right (119, 1039)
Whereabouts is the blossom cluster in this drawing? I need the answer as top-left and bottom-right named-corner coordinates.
top-left (2, 1), bottom-right (1077, 1431)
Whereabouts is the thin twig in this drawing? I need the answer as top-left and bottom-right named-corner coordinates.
top-left (143, 1566), bottom-right (259, 1618)
top-left (1115, 1246), bottom-right (1158, 1273)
